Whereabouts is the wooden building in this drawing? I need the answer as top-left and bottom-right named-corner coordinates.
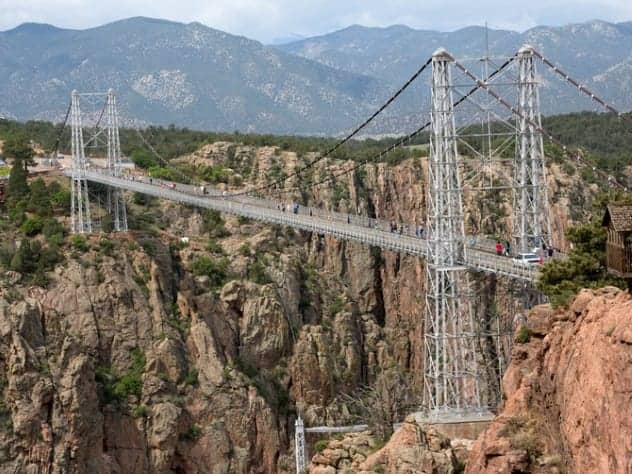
top-left (602, 204), bottom-right (632, 279)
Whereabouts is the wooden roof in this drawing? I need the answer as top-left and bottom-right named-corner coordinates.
top-left (603, 205), bottom-right (632, 232)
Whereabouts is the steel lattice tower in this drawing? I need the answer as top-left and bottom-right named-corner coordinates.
top-left (513, 45), bottom-right (551, 253)
top-left (106, 89), bottom-right (128, 231)
top-left (70, 90), bottom-right (93, 234)
top-left (423, 49), bottom-right (483, 414)
top-left (294, 416), bottom-right (306, 473)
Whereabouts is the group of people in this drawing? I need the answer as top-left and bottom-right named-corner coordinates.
top-left (495, 239), bottom-right (556, 259)
top-left (277, 202), bottom-right (300, 214)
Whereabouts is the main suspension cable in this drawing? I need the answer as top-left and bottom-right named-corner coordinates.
top-left (452, 58), bottom-right (627, 190)
top-left (532, 49), bottom-right (622, 116)
top-left (50, 101), bottom-right (72, 157)
top-left (269, 55), bottom-right (517, 197)
top-left (228, 56), bottom-right (434, 197)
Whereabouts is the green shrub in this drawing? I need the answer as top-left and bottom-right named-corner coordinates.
top-left (201, 210), bottom-right (229, 238)
top-left (181, 425), bottom-right (202, 441)
top-left (239, 242), bottom-right (251, 256)
top-left (71, 235), bottom-right (89, 252)
top-left (133, 405), bottom-right (149, 418)
top-left (206, 239), bottom-right (224, 254)
top-left (112, 348), bottom-right (146, 400)
top-left (233, 355), bottom-right (258, 379)
top-left (327, 296), bottom-right (345, 317)
top-left (21, 216), bottom-right (44, 236)
top-left (27, 178), bottom-right (52, 216)
top-left (113, 372), bottom-right (142, 399)
top-left (247, 258), bottom-right (272, 285)
top-left (42, 218), bottom-right (66, 243)
top-left (314, 439), bottom-right (329, 453)
top-left (515, 327), bottom-right (532, 344)
top-left (183, 369), bottom-right (199, 387)
top-left (191, 256), bottom-right (230, 289)
top-left (99, 237), bottom-right (115, 256)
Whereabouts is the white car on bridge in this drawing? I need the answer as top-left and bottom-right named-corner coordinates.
top-left (512, 252), bottom-right (541, 267)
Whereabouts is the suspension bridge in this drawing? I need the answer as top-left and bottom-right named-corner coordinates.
top-left (51, 44), bottom-right (630, 472)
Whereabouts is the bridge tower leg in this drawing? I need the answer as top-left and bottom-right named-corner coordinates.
top-left (106, 89), bottom-right (128, 231)
top-left (513, 45), bottom-right (551, 254)
top-left (294, 415), bottom-right (306, 473)
top-left (70, 90), bottom-right (93, 234)
top-left (423, 49), bottom-right (484, 415)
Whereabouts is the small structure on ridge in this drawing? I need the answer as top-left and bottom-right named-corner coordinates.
top-left (602, 204), bottom-right (632, 288)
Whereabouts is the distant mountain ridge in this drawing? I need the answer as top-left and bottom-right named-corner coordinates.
top-left (0, 17), bottom-right (381, 134)
top-left (277, 20), bottom-right (632, 117)
top-left (1, 17), bottom-right (632, 134)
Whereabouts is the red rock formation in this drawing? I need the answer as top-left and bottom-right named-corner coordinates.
top-left (466, 287), bottom-right (632, 473)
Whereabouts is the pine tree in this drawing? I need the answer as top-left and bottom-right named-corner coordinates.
top-left (3, 133), bottom-right (35, 170)
top-left (6, 156), bottom-right (29, 209)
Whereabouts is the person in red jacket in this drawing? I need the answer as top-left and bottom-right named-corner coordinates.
top-left (495, 241), bottom-right (503, 256)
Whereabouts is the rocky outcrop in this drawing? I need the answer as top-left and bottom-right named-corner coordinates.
top-left (466, 287), bottom-right (632, 474)
top-left (308, 417), bottom-right (466, 473)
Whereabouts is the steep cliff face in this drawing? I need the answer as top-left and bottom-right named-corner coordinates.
top-left (0, 140), bottom-right (599, 472)
top-left (466, 287), bottom-right (632, 474)
top-left (0, 142), bottom-right (433, 472)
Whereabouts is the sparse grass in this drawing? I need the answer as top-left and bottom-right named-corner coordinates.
top-left (499, 416), bottom-right (542, 461)
top-left (133, 405), bottom-right (149, 418)
top-left (70, 235), bottom-right (89, 253)
top-left (183, 369), bottom-right (199, 387)
top-left (239, 242), bottom-right (251, 256)
top-left (181, 425), bottom-right (202, 441)
top-left (327, 296), bottom-right (345, 317)
top-left (515, 326), bottom-right (532, 344)
top-left (247, 256), bottom-right (272, 285)
top-left (314, 439), bottom-right (329, 453)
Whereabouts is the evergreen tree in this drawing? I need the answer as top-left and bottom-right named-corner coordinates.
top-left (27, 178), bottom-right (52, 216)
top-left (6, 156), bottom-right (29, 204)
top-left (3, 133), bottom-right (35, 170)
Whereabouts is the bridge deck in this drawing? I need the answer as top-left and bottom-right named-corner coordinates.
top-left (69, 170), bottom-right (542, 282)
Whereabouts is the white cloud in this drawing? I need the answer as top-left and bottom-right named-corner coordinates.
top-left (0, 0), bottom-right (631, 42)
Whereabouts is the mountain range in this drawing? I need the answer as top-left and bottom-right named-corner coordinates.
top-left (1, 17), bottom-right (632, 135)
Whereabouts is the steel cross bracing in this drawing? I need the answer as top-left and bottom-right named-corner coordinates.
top-left (70, 91), bottom-right (93, 234)
top-left (63, 168), bottom-right (544, 282)
top-left (513, 46), bottom-right (551, 254)
top-left (423, 49), bottom-right (484, 415)
top-left (105, 89), bottom-right (128, 232)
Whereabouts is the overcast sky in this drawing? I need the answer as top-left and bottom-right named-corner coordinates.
top-left (1, 0), bottom-right (632, 43)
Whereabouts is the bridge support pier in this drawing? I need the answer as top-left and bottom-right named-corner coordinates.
top-left (423, 49), bottom-right (485, 415)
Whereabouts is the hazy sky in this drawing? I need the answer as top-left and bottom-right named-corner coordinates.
top-left (1, 0), bottom-right (632, 43)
